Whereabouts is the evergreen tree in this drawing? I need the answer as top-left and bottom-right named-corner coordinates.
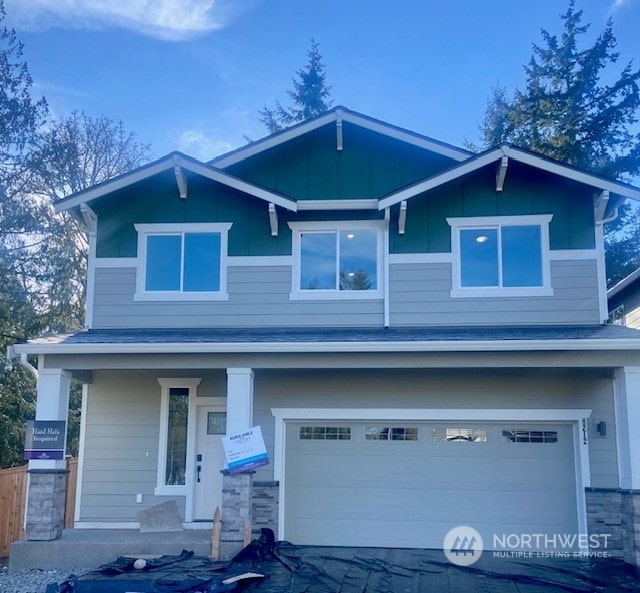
top-left (259, 39), bottom-right (333, 133)
top-left (0, 0), bottom-right (151, 466)
top-left (475, 1), bottom-right (640, 286)
top-left (0, 0), bottom-right (48, 467)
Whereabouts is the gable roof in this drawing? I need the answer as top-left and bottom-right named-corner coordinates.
top-left (54, 151), bottom-right (298, 214)
top-left (210, 105), bottom-right (473, 168)
top-left (378, 144), bottom-right (640, 211)
top-left (608, 267), bottom-right (640, 301)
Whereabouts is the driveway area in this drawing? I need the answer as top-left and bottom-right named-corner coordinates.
top-left (56, 546), bottom-right (639, 593)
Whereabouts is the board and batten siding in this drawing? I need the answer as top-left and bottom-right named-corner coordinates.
top-left (91, 257), bottom-right (601, 329)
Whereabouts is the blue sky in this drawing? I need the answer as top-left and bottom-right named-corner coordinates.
top-left (5, 0), bottom-right (639, 162)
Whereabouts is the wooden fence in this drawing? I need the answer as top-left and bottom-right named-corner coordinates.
top-left (0, 458), bottom-right (77, 557)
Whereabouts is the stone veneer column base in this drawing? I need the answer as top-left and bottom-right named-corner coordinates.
top-left (252, 481), bottom-right (279, 538)
top-left (220, 472), bottom-right (253, 559)
top-left (585, 488), bottom-right (623, 559)
top-left (25, 469), bottom-right (67, 541)
top-left (621, 491), bottom-right (640, 566)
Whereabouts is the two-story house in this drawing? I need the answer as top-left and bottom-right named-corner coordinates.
top-left (608, 268), bottom-right (640, 328)
top-left (10, 107), bottom-right (640, 565)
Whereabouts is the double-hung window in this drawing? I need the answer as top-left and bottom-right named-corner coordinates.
top-left (447, 215), bottom-right (552, 297)
top-left (289, 221), bottom-right (384, 299)
top-left (135, 223), bottom-right (231, 300)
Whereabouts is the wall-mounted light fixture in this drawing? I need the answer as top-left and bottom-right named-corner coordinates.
top-left (596, 421), bottom-right (607, 437)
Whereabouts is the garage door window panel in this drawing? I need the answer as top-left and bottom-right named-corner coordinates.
top-left (502, 429), bottom-right (558, 443)
top-left (365, 426), bottom-right (418, 441)
top-left (433, 427), bottom-right (487, 443)
top-left (299, 426), bottom-right (351, 440)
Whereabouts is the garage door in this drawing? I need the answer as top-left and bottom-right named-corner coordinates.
top-left (284, 421), bottom-right (578, 549)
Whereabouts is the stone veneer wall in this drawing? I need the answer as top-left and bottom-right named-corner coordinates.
top-left (585, 489), bottom-right (624, 559)
top-left (252, 481), bottom-right (279, 538)
top-left (621, 491), bottom-right (640, 566)
top-left (25, 470), bottom-right (67, 541)
top-left (220, 473), bottom-right (252, 558)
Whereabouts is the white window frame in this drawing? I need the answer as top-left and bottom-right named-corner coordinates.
top-left (288, 220), bottom-right (385, 300)
top-left (447, 215), bottom-right (553, 298)
top-left (134, 223), bottom-right (232, 301)
top-left (155, 378), bottom-right (201, 496)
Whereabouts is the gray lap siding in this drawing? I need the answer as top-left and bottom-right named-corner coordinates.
top-left (90, 259), bottom-right (600, 329)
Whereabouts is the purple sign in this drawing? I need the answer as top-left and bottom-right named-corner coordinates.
top-left (24, 420), bottom-right (66, 460)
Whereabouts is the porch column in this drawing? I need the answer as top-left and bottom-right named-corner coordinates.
top-left (221, 368), bottom-right (255, 558)
top-left (614, 366), bottom-right (640, 565)
top-left (26, 368), bottom-right (71, 541)
top-left (226, 368), bottom-right (254, 433)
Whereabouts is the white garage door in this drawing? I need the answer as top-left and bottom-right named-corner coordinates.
top-left (284, 421), bottom-right (578, 549)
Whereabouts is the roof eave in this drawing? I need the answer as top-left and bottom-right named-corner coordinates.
top-left (378, 145), bottom-right (640, 210)
top-left (54, 153), bottom-right (298, 215)
top-left (211, 106), bottom-right (471, 169)
top-left (11, 338), bottom-right (640, 356)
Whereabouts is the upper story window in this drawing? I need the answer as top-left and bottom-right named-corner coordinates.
top-left (134, 223), bottom-right (231, 301)
top-left (447, 215), bottom-right (553, 298)
top-left (289, 221), bottom-right (384, 299)
top-left (609, 305), bottom-right (625, 326)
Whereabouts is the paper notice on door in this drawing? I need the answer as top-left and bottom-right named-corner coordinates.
top-left (222, 426), bottom-right (269, 474)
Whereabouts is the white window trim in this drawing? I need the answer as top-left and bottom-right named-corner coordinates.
top-left (155, 378), bottom-right (201, 497)
top-left (288, 220), bottom-right (385, 300)
top-left (134, 223), bottom-right (232, 301)
top-left (447, 215), bottom-right (553, 298)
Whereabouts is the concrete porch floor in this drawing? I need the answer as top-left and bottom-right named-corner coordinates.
top-left (9, 528), bottom-right (214, 573)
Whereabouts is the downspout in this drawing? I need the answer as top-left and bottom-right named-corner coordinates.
top-left (595, 203), bottom-right (620, 323)
top-left (5, 345), bottom-right (39, 379)
top-left (20, 353), bottom-right (39, 379)
top-left (384, 208), bottom-right (390, 328)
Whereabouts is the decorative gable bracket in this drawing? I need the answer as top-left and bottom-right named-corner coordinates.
top-left (496, 155), bottom-right (508, 192)
top-left (269, 203), bottom-right (278, 237)
top-left (594, 190), bottom-right (610, 224)
top-left (174, 164), bottom-right (188, 199)
top-left (398, 200), bottom-right (407, 235)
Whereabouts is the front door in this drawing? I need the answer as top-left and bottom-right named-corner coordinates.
top-left (194, 405), bottom-right (227, 520)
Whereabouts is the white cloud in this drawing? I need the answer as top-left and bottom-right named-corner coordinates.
top-left (177, 129), bottom-right (236, 161)
top-left (4, 0), bottom-right (248, 41)
top-left (610, 0), bottom-right (632, 11)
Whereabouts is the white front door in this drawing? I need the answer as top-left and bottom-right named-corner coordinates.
top-left (194, 405), bottom-right (227, 520)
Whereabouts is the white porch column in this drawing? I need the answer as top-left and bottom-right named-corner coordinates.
top-left (226, 368), bottom-right (254, 433)
top-left (25, 368), bottom-right (71, 541)
top-left (30, 368), bottom-right (72, 471)
top-left (614, 366), bottom-right (640, 566)
top-left (221, 368), bottom-right (255, 559)
top-left (614, 367), bottom-right (640, 490)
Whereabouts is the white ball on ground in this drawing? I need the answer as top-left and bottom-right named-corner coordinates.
top-left (133, 558), bottom-right (147, 570)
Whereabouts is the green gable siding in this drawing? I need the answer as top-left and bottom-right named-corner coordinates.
top-left (390, 163), bottom-right (595, 254)
top-left (94, 157), bottom-right (595, 260)
top-left (94, 172), bottom-right (292, 258)
top-left (226, 122), bottom-right (457, 201)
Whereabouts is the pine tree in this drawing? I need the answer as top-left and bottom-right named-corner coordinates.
top-left (259, 39), bottom-right (333, 133)
top-left (475, 1), bottom-right (640, 285)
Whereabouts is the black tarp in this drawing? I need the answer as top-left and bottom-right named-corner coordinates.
top-left (47, 538), bottom-right (640, 593)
